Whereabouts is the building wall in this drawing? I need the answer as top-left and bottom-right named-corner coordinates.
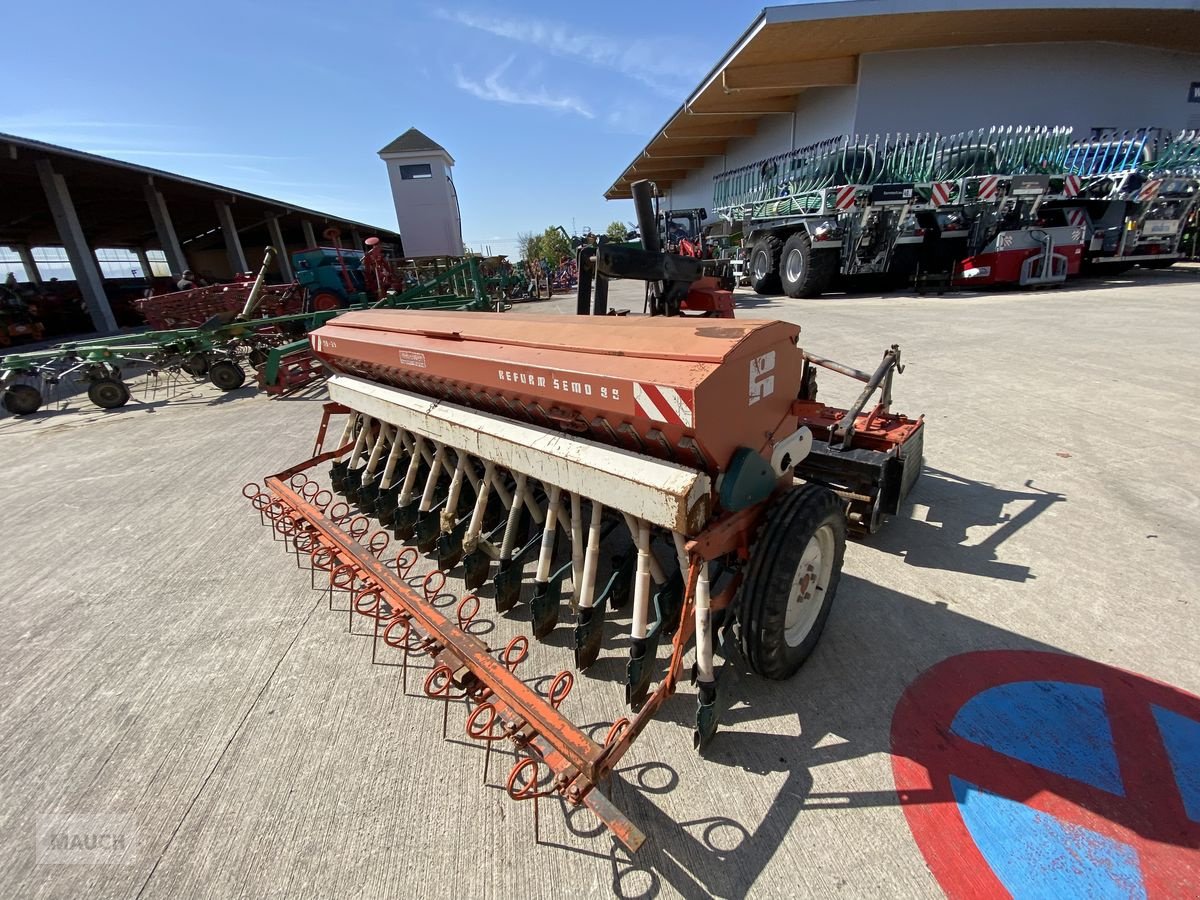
top-left (854, 43), bottom-right (1200, 136)
top-left (662, 42), bottom-right (1200, 211)
top-left (383, 155), bottom-right (464, 258)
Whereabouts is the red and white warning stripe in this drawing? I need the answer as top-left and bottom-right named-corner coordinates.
top-left (634, 383), bottom-right (695, 429)
top-left (930, 182), bottom-right (953, 207)
top-left (1066, 209), bottom-right (1088, 228)
top-left (1063, 175), bottom-right (1081, 197)
top-left (1138, 180), bottom-right (1162, 202)
top-left (978, 176), bottom-right (1001, 201)
top-left (834, 185), bottom-right (857, 211)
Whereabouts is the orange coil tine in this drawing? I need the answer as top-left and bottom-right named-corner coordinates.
top-left (368, 531), bottom-right (390, 558)
top-left (466, 702), bottom-right (504, 741)
top-left (311, 546), bottom-right (338, 571)
top-left (353, 586), bottom-right (383, 617)
top-left (422, 570), bottom-right (446, 600)
top-left (604, 718), bottom-right (632, 749)
top-left (330, 563), bottom-right (358, 591)
top-left (329, 501), bottom-right (351, 524)
top-left (241, 482), bottom-right (261, 500)
top-left (314, 489), bottom-right (333, 511)
top-left (382, 615), bottom-right (412, 649)
top-left (395, 547), bottom-right (418, 576)
top-left (501, 635), bottom-right (529, 672)
top-left (506, 756), bottom-right (548, 801)
top-left (289, 474), bottom-right (310, 491)
top-left (264, 500), bottom-right (287, 521)
top-left (250, 492), bottom-right (271, 512)
top-left (349, 516), bottom-right (370, 541)
top-left (547, 671), bottom-right (574, 709)
top-left (301, 481), bottom-right (320, 502)
top-left (456, 594), bottom-right (480, 630)
top-left (423, 663), bottom-right (455, 699)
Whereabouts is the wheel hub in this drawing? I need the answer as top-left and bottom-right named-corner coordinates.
top-left (783, 524), bottom-right (836, 647)
top-left (786, 248), bottom-right (805, 282)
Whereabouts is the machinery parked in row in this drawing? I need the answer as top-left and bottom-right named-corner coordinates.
top-left (714, 126), bottom-right (1198, 297)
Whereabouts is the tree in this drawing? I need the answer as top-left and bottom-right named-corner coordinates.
top-left (516, 231), bottom-right (541, 265)
top-left (539, 226), bottom-right (573, 265)
top-left (605, 221), bottom-right (631, 242)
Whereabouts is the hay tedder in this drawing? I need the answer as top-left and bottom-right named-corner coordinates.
top-left (244, 274), bottom-right (923, 846)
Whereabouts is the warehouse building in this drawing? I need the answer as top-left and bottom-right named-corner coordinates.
top-left (0, 133), bottom-right (402, 334)
top-left (606, 0), bottom-right (1200, 210)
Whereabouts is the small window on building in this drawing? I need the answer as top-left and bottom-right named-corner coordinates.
top-left (398, 163), bottom-right (433, 180)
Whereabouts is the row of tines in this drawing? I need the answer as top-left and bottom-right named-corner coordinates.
top-left (243, 472), bottom-right (637, 824)
top-left (316, 411), bottom-right (713, 705)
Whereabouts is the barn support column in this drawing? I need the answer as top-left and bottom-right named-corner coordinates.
top-left (14, 245), bottom-right (42, 286)
top-left (143, 180), bottom-right (188, 278)
top-left (216, 201), bottom-right (248, 276)
top-left (302, 219), bottom-right (317, 248)
top-left (134, 247), bottom-right (155, 281)
top-left (267, 217), bottom-right (293, 281)
top-left (35, 158), bottom-right (117, 333)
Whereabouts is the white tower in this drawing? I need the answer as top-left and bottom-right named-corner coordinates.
top-left (378, 128), bottom-right (464, 258)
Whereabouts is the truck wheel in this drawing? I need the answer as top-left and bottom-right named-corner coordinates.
top-left (738, 483), bottom-right (846, 680)
top-left (781, 232), bottom-right (836, 298)
top-left (208, 360), bottom-right (247, 391)
top-left (88, 378), bottom-right (131, 410)
top-left (3, 384), bottom-right (43, 416)
top-left (750, 236), bottom-right (783, 295)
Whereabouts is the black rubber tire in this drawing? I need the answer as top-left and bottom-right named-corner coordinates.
top-left (208, 360), bottom-right (246, 391)
top-left (749, 235), bottom-right (783, 295)
top-left (248, 347), bottom-right (269, 368)
top-left (87, 378), bottom-right (131, 410)
top-left (780, 232), bottom-right (837, 298)
top-left (3, 384), bottom-right (43, 416)
top-left (738, 483), bottom-right (847, 680)
top-left (181, 353), bottom-right (208, 377)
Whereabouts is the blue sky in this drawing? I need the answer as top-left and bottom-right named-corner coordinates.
top-left (2, 1), bottom-right (761, 257)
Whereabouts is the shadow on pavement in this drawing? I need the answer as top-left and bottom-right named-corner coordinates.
top-left (569, 565), bottom-right (1078, 899)
top-left (871, 468), bottom-right (1066, 582)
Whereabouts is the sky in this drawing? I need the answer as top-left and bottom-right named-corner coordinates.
top-left (2, 1), bottom-right (763, 258)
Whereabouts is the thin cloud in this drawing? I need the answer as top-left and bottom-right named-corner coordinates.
top-left (454, 57), bottom-right (593, 118)
top-left (436, 8), bottom-right (705, 95)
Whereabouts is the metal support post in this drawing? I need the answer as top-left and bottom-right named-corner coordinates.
top-left (267, 217), bottom-right (293, 281)
top-left (216, 201), bottom-right (249, 275)
top-left (143, 180), bottom-right (189, 277)
top-left (36, 158), bottom-right (117, 332)
top-left (14, 245), bottom-right (42, 286)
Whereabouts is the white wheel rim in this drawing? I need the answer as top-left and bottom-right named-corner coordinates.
top-left (783, 524), bottom-right (835, 647)
top-left (753, 251), bottom-right (768, 280)
top-left (785, 248), bottom-right (804, 283)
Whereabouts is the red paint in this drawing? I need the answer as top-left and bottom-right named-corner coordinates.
top-left (892, 651), bottom-right (1200, 898)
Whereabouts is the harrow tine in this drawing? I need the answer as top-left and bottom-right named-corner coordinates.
top-left (455, 461), bottom-right (496, 576)
top-left (336, 415), bottom-right (374, 499)
top-left (358, 424), bottom-right (399, 514)
top-left (529, 485), bottom-right (563, 637)
top-left (570, 500), bottom-right (605, 668)
top-left (626, 519), bottom-right (656, 709)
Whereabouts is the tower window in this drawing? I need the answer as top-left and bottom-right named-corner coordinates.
top-left (398, 164), bottom-right (433, 180)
